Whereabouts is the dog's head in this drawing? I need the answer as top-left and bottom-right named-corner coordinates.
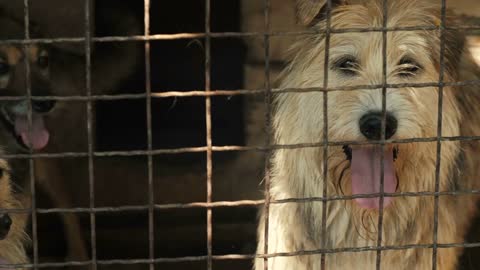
top-left (276, 0), bottom-right (465, 210)
top-left (0, 16), bottom-right (55, 152)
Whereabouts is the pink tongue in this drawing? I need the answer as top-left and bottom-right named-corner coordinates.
top-left (14, 114), bottom-right (50, 150)
top-left (351, 146), bottom-right (397, 209)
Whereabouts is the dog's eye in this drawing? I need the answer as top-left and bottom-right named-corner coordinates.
top-left (331, 56), bottom-right (359, 76)
top-left (37, 54), bottom-right (49, 69)
top-left (397, 57), bottom-right (422, 77)
top-left (0, 62), bottom-right (10, 76)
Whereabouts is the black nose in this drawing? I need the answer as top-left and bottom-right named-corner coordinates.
top-left (32, 99), bottom-right (56, 113)
top-left (0, 214), bottom-right (12, 239)
top-left (359, 112), bottom-right (397, 140)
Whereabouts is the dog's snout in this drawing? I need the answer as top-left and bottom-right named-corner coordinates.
top-left (0, 214), bottom-right (12, 239)
top-left (359, 112), bottom-right (397, 140)
top-left (32, 99), bottom-right (56, 113)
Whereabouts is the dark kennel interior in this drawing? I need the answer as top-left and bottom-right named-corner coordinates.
top-left (33, 0), bottom-right (258, 269)
top-left (95, 1), bottom-right (246, 152)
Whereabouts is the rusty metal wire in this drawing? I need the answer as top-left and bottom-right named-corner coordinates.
top-left (262, 0), bottom-right (272, 268)
top-left (0, 79), bottom-right (476, 101)
top-left (320, 0), bottom-right (333, 268)
top-left (432, 0), bottom-right (448, 269)
top-left (2, 241), bottom-right (480, 269)
top-left (204, 0), bottom-right (213, 269)
top-left (375, 0), bottom-right (389, 268)
top-left (5, 185), bottom-right (480, 215)
top-left (0, 134), bottom-right (479, 160)
top-left (143, 1), bottom-right (155, 270)
top-left (84, 0), bottom-right (98, 269)
top-left (22, 1), bottom-right (39, 270)
top-left (0, 24), bottom-right (479, 45)
top-left (0, 0), bottom-right (477, 269)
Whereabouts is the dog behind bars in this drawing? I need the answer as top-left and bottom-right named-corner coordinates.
top-left (0, 9), bottom-right (140, 265)
top-left (255, 0), bottom-right (480, 269)
top-left (0, 146), bottom-right (29, 269)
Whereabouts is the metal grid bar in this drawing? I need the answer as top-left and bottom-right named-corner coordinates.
top-left (1, 134), bottom-right (480, 159)
top-left (262, 0), bottom-right (272, 268)
top-left (0, 24), bottom-right (479, 45)
top-left (7, 184), bottom-right (480, 215)
top-left (376, 0), bottom-right (389, 268)
top-left (432, 0), bottom-right (448, 269)
top-left (143, 0), bottom-right (155, 269)
top-left (3, 240), bottom-right (480, 269)
top-left (0, 79), bottom-right (477, 101)
top-left (0, 136), bottom-right (475, 164)
top-left (0, 1), bottom-right (477, 269)
top-left (204, 0), bottom-right (213, 269)
top-left (22, 1), bottom-right (39, 269)
top-left (320, 0), bottom-right (333, 268)
top-left (84, 0), bottom-right (97, 269)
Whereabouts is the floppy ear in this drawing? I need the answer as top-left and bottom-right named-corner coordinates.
top-left (430, 15), bottom-right (466, 79)
top-left (443, 28), bottom-right (465, 78)
top-left (296, 0), bottom-right (347, 26)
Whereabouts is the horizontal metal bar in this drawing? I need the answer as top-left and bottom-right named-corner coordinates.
top-left (0, 24), bottom-right (478, 45)
top-left (1, 188), bottom-right (479, 215)
top-left (1, 80), bottom-right (478, 102)
top-left (1, 241), bottom-right (480, 268)
top-left (0, 135), bottom-right (479, 160)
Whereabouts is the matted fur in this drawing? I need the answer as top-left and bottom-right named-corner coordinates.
top-left (255, 0), bottom-right (480, 269)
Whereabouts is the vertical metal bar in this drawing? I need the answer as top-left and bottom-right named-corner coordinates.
top-left (432, 0), bottom-right (447, 269)
top-left (320, 0), bottom-right (333, 269)
top-left (84, 0), bottom-right (97, 269)
top-left (376, 0), bottom-right (388, 269)
top-left (204, 0), bottom-right (213, 269)
top-left (262, 0), bottom-right (271, 268)
top-left (143, 0), bottom-right (155, 269)
top-left (23, 1), bottom-right (38, 269)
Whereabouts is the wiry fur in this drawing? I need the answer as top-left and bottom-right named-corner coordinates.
top-left (255, 1), bottom-right (480, 269)
top-left (0, 157), bottom-right (28, 269)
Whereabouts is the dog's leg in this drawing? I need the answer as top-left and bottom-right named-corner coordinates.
top-left (34, 159), bottom-right (90, 267)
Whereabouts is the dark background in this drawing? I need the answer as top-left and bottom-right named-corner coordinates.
top-left (95, 0), bottom-right (246, 153)
top-left (35, 1), bottom-right (257, 269)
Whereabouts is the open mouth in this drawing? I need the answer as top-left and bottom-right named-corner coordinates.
top-left (343, 145), bottom-right (398, 161)
top-left (0, 102), bottom-right (50, 151)
top-left (342, 144), bottom-right (399, 210)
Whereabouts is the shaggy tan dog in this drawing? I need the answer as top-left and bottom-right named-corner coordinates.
top-left (255, 0), bottom-right (480, 269)
top-left (0, 157), bottom-right (28, 269)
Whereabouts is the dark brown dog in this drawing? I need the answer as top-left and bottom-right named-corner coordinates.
top-left (0, 9), bottom-right (140, 266)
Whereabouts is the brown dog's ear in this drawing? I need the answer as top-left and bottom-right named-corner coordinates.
top-left (296, 0), bottom-right (347, 26)
top-left (431, 15), bottom-right (466, 79)
top-left (443, 28), bottom-right (465, 78)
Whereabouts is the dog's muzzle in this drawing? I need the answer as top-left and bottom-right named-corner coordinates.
top-left (32, 100), bottom-right (56, 114)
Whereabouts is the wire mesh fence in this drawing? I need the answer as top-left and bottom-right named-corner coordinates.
top-left (0, 0), bottom-right (478, 269)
